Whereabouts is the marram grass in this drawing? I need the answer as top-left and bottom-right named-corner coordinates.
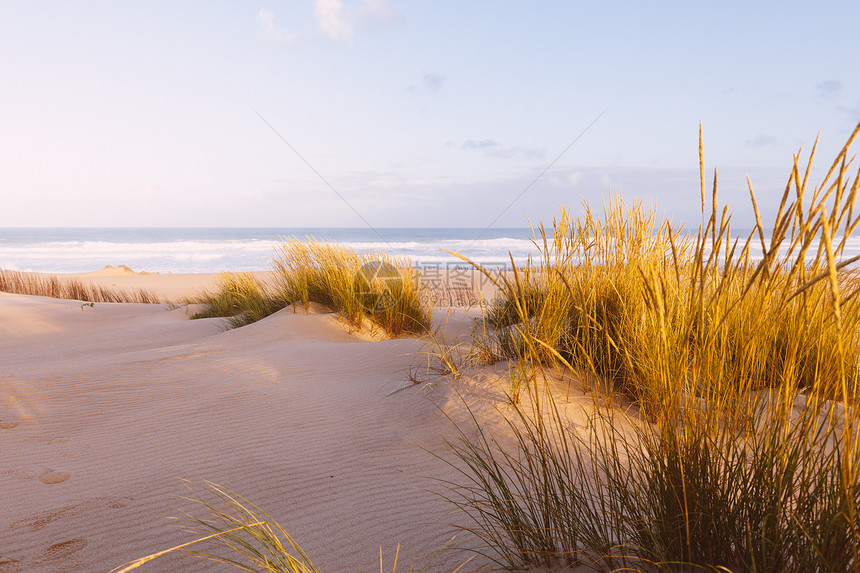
top-left (271, 239), bottom-right (430, 336)
top-left (187, 272), bottom-right (284, 328)
top-left (442, 123), bottom-right (860, 571)
top-left (111, 481), bottom-right (466, 573)
top-left (0, 269), bottom-right (162, 303)
top-left (188, 240), bottom-right (431, 336)
top-left (116, 123), bottom-right (860, 573)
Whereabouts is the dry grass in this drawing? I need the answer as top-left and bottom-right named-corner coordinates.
top-left (111, 481), bottom-right (465, 573)
top-left (112, 123), bottom-right (860, 572)
top-left (0, 269), bottom-right (162, 303)
top-left (271, 239), bottom-right (431, 336)
top-left (186, 272), bottom-right (283, 328)
top-left (188, 240), bottom-right (431, 336)
top-left (442, 123), bottom-right (860, 571)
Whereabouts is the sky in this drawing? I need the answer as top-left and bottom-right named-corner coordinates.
top-left (1, 1), bottom-right (859, 229)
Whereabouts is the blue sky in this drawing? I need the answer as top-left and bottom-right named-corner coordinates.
top-left (1, 1), bottom-right (858, 228)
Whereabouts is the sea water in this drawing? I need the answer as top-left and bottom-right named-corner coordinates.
top-left (0, 228), bottom-right (538, 274)
top-left (3, 227), bottom-right (860, 274)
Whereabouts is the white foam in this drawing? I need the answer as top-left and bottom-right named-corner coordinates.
top-left (2, 231), bottom-right (859, 274)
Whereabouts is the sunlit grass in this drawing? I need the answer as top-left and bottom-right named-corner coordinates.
top-left (112, 481), bottom-right (467, 573)
top-left (188, 240), bottom-right (431, 336)
top-left (187, 271), bottom-right (283, 328)
top-left (115, 123), bottom-right (860, 572)
top-left (0, 269), bottom-right (162, 303)
top-left (271, 239), bottom-right (430, 336)
top-left (443, 122), bottom-right (860, 571)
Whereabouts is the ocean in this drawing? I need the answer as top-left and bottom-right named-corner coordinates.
top-left (3, 227), bottom-right (860, 274)
top-left (0, 228), bottom-right (539, 274)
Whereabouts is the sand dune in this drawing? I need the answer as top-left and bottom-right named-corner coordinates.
top-left (0, 279), bottom-right (508, 572)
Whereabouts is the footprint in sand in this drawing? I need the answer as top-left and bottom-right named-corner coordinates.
top-left (0, 421), bottom-right (18, 429)
top-left (42, 539), bottom-right (87, 561)
top-left (40, 471), bottom-right (70, 485)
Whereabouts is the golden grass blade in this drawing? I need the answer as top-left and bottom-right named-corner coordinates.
top-left (699, 123), bottom-right (705, 214)
top-left (785, 254), bottom-right (860, 303)
top-left (0, 269), bottom-right (162, 304)
top-left (747, 177), bottom-right (768, 262)
top-left (110, 524), bottom-right (261, 573)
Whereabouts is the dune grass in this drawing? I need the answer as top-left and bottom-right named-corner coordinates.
top-left (439, 123), bottom-right (860, 570)
top-left (271, 239), bottom-right (430, 336)
top-left (112, 481), bottom-right (463, 573)
top-left (111, 481), bottom-right (320, 573)
top-left (188, 272), bottom-right (284, 328)
top-left (188, 240), bottom-right (431, 336)
top-left (116, 123), bottom-right (860, 572)
top-left (0, 268), bottom-right (162, 303)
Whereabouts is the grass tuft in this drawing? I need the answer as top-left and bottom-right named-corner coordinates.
top-left (441, 123), bottom-right (860, 571)
top-left (187, 272), bottom-right (283, 328)
top-left (0, 269), bottom-right (162, 303)
top-left (271, 239), bottom-right (430, 336)
top-left (187, 240), bottom-right (431, 336)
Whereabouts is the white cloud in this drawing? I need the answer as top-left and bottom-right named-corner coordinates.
top-left (461, 138), bottom-right (545, 160)
top-left (314, 0), bottom-right (352, 42)
top-left (258, 2), bottom-right (395, 46)
top-left (462, 139), bottom-right (498, 150)
top-left (313, 0), bottom-right (395, 43)
top-left (256, 8), bottom-right (300, 44)
top-left (568, 171), bottom-right (582, 186)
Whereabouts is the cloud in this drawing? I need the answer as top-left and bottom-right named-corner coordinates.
top-left (462, 139), bottom-right (498, 150)
top-left (816, 80), bottom-right (842, 100)
top-left (547, 170), bottom-right (582, 188)
top-left (461, 139), bottom-right (545, 160)
top-left (258, 1), bottom-right (396, 46)
top-left (256, 8), bottom-right (301, 44)
top-left (407, 72), bottom-right (446, 95)
top-left (314, 0), bottom-right (352, 42)
top-left (745, 134), bottom-right (779, 148)
top-left (314, 0), bottom-right (397, 43)
top-left (423, 73), bottom-right (445, 93)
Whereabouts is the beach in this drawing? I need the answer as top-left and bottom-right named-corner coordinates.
top-left (4, 209), bottom-right (859, 572)
top-left (0, 267), bottom-right (516, 572)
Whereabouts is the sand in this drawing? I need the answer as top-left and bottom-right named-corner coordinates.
top-left (0, 269), bottom-right (521, 572)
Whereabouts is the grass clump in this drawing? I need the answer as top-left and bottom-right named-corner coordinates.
top-left (0, 269), bottom-right (162, 303)
top-left (271, 239), bottom-right (430, 336)
top-left (441, 123), bottom-right (860, 571)
top-left (470, 125), bottom-right (860, 411)
top-left (442, 385), bottom-right (859, 572)
top-left (188, 272), bottom-right (283, 328)
top-left (188, 240), bottom-right (431, 336)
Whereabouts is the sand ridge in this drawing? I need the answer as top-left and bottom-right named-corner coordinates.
top-left (0, 275), bottom-right (512, 572)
